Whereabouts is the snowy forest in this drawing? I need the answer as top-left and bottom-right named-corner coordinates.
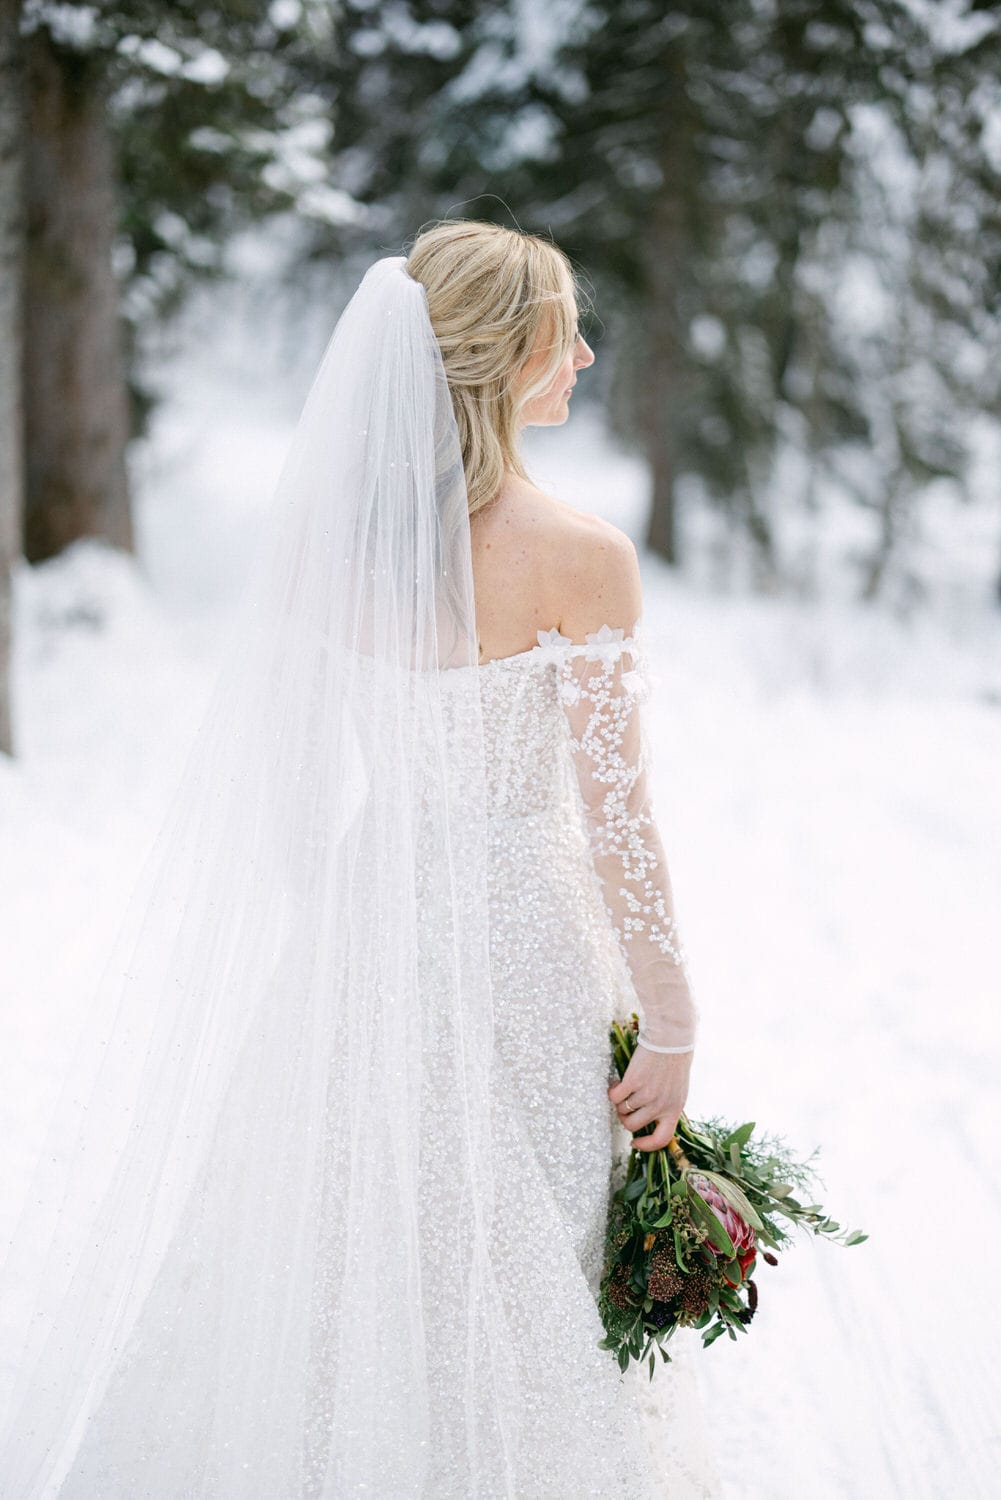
top-left (1, 2), bottom-right (999, 1496)
top-left (3, 1), bottom-right (1001, 748)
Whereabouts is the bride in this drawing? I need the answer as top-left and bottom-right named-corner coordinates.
top-left (0, 220), bottom-right (722, 1496)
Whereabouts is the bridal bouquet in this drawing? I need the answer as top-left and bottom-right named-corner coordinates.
top-left (598, 1015), bottom-right (867, 1379)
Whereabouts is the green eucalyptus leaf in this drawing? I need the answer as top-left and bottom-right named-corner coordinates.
top-left (722, 1121), bottom-right (755, 1151)
top-left (677, 1117), bottom-right (714, 1150)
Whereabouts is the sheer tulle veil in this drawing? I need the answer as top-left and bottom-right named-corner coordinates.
top-left (0, 257), bottom-right (522, 1495)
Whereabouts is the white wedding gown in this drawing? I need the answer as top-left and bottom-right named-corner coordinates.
top-left (444, 621), bottom-right (724, 1499)
top-left (16, 622), bottom-right (722, 1500)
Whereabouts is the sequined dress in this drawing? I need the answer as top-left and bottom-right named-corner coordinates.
top-left (457, 620), bottom-right (723, 1499)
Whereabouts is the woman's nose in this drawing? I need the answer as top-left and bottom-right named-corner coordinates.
top-left (575, 338), bottom-right (595, 369)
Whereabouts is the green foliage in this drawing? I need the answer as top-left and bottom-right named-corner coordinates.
top-left (598, 1014), bottom-right (867, 1378)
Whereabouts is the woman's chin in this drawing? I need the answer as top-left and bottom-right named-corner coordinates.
top-left (522, 397), bottom-right (572, 429)
top-left (543, 399), bottom-right (572, 427)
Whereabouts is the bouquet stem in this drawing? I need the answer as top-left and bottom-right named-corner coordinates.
top-left (611, 1017), bottom-right (694, 1173)
top-left (666, 1135), bottom-right (693, 1173)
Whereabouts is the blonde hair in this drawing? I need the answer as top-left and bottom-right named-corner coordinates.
top-left (405, 220), bottom-right (581, 516)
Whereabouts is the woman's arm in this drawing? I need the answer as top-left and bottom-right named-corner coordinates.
top-left (554, 524), bottom-right (698, 1149)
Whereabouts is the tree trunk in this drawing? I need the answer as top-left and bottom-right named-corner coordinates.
top-left (643, 59), bottom-right (689, 567)
top-left (22, 25), bottom-right (132, 564)
top-left (0, 0), bottom-right (23, 755)
top-left (860, 475), bottom-right (901, 603)
top-left (643, 264), bottom-right (680, 564)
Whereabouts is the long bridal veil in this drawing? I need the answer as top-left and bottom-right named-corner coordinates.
top-left (0, 258), bottom-right (522, 1495)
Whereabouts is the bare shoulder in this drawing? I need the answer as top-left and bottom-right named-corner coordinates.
top-left (470, 474), bottom-right (642, 654)
top-left (532, 493), bottom-right (642, 641)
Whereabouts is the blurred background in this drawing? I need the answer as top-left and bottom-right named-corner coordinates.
top-left (0, 2), bottom-right (999, 1496)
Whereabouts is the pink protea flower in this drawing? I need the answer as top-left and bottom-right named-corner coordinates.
top-left (691, 1174), bottom-right (756, 1284)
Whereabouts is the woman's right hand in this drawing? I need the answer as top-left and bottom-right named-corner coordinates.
top-left (607, 1047), bottom-right (693, 1152)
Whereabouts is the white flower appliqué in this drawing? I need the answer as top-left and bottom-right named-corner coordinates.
top-left (533, 626), bottom-right (575, 668)
top-left (581, 623), bottom-right (637, 667)
top-left (550, 618), bottom-right (696, 1050)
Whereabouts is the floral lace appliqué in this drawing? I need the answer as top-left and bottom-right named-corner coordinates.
top-left (531, 619), bottom-right (697, 1048)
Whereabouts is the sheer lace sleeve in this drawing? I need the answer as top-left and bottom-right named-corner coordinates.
top-left (538, 623), bottom-right (699, 1052)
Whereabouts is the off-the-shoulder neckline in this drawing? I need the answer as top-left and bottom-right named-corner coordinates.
top-left (476, 620), bottom-right (642, 671)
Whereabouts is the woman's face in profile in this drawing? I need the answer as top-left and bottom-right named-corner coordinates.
top-left (520, 322), bottom-right (595, 428)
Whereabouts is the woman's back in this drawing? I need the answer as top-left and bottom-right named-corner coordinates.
top-left (470, 473), bottom-right (640, 663)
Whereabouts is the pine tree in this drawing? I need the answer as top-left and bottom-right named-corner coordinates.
top-left (0, 0), bottom-right (23, 753)
top-left (290, 0), bottom-right (497, 268)
top-left (23, 18), bottom-right (132, 561)
top-left (898, 2), bottom-right (1001, 601)
top-left (15, 0), bottom-right (314, 563)
top-left (524, 1), bottom-right (928, 580)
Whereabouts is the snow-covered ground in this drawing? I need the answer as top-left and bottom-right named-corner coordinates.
top-left (1, 274), bottom-right (999, 1497)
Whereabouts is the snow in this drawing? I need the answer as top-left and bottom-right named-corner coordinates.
top-left (2, 276), bottom-right (999, 1498)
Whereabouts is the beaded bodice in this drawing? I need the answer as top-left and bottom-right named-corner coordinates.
top-left (474, 644), bottom-right (572, 819)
